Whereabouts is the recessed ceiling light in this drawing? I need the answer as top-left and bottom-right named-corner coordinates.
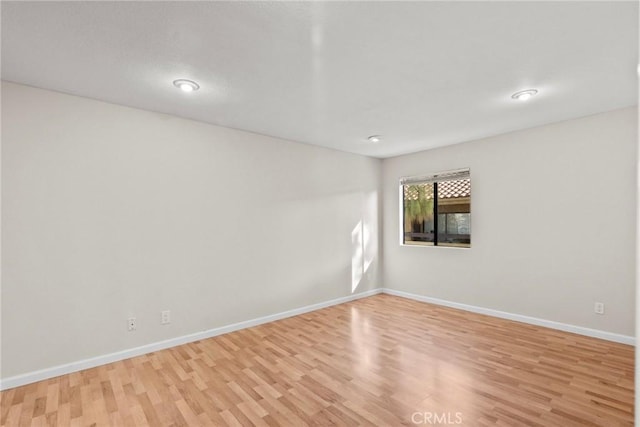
top-left (173, 79), bottom-right (200, 92)
top-left (368, 135), bottom-right (382, 143)
top-left (511, 89), bottom-right (538, 101)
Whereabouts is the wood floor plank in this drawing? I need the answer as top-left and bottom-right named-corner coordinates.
top-left (1, 294), bottom-right (634, 426)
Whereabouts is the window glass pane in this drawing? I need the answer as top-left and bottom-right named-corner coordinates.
top-left (403, 183), bottom-right (434, 246)
top-left (436, 178), bottom-right (471, 247)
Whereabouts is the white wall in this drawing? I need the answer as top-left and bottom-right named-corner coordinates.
top-left (382, 107), bottom-right (637, 337)
top-left (2, 80), bottom-right (635, 384)
top-left (1, 82), bottom-right (381, 378)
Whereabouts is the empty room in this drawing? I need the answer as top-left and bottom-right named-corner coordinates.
top-left (1, 1), bottom-right (638, 426)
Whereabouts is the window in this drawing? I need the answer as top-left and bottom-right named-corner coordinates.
top-left (401, 169), bottom-right (471, 248)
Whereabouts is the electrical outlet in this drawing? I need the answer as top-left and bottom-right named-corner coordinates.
top-left (127, 317), bottom-right (137, 331)
top-left (594, 302), bottom-right (605, 315)
top-left (161, 310), bottom-right (171, 325)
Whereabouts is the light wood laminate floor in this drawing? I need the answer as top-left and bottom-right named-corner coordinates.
top-left (0, 294), bottom-right (634, 426)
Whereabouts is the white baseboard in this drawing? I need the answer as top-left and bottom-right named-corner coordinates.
top-left (0, 288), bottom-right (382, 391)
top-left (3, 286), bottom-right (632, 390)
top-left (381, 288), bottom-right (635, 346)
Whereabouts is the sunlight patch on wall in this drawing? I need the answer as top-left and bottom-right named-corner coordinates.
top-left (352, 191), bottom-right (379, 293)
top-left (352, 220), bottom-right (363, 293)
top-left (363, 191), bottom-right (377, 273)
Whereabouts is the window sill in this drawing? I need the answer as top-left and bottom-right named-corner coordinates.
top-left (400, 242), bottom-right (471, 250)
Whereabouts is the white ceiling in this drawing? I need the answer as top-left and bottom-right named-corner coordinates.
top-left (2, 1), bottom-right (638, 158)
